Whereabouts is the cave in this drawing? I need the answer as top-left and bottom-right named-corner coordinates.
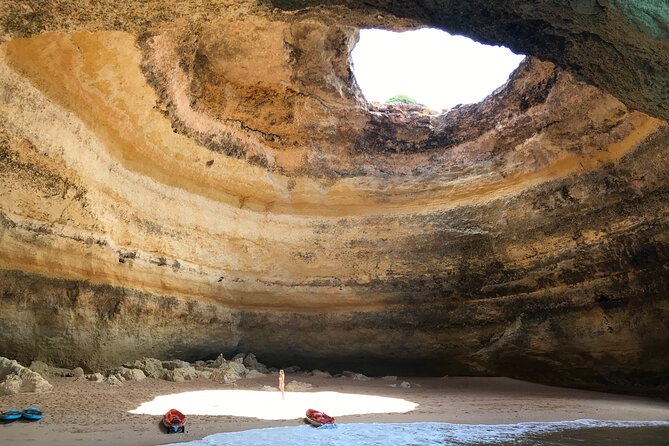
top-left (0, 0), bottom-right (668, 402)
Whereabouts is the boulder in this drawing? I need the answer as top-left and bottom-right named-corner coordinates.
top-left (27, 360), bottom-right (51, 377)
top-left (1, 375), bottom-right (22, 394)
top-left (117, 367), bottom-right (146, 382)
top-left (194, 365), bottom-right (216, 374)
top-left (106, 374), bottom-right (123, 385)
top-left (231, 353), bottom-right (246, 364)
top-left (211, 354), bottom-right (227, 367)
top-left (124, 358), bottom-right (164, 379)
top-left (86, 373), bottom-right (104, 382)
top-left (163, 366), bottom-right (198, 382)
top-left (243, 353), bottom-right (269, 374)
top-left (285, 380), bottom-right (313, 391)
top-left (210, 361), bottom-right (246, 384)
top-left (72, 367), bottom-right (85, 378)
top-left (399, 381), bottom-right (411, 389)
top-left (244, 369), bottom-right (266, 379)
top-left (343, 371), bottom-right (371, 381)
top-left (162, 360), bottom-right (191, 370)
top-left (194, 362), bottom-right (214, 370)
top-left (310, 369), bottom-right (332, 378)
top-left (197, 370), bottom-right (212, 379)
top-left (0, 357), bottom-right (53, 395)
top-left (28, 360), bottom-right (73, 378)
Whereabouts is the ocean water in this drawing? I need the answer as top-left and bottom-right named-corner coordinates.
top-left (163, 420), bottom-right (669, 446)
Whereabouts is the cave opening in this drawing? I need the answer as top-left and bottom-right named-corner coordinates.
top-left (351, 28), bottom-right (525, 111)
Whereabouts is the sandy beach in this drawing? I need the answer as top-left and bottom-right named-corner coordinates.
top-left (1, 374), bottom-right (668, 446)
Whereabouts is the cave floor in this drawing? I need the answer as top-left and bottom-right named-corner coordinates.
top-left (1, 375), bottom-right (668, 445)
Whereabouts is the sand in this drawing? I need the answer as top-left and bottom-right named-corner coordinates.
top-left (1, 374), bottom-right (668, 445)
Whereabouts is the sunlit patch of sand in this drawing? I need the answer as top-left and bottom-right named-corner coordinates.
top-left (129, 390), bottom-right (418, 420)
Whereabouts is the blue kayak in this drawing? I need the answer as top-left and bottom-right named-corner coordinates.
top-left (0, 410), bottom-right (22, 421)
top-left (21, 407), bottom-right (43, 421)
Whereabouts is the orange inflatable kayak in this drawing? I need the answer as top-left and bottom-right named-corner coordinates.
top-left (162, 408), bottom-right (187, 434)
top-left (305, 408), bottom-right (335, 426)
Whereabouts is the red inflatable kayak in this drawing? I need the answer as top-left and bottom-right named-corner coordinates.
top-left (305, 409), bottom-right (335, 426)
top-left (162, 408), bottom-right (187, 434)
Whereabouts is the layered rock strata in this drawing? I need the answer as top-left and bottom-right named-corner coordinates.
top-left (0, 1), bottom-right (667, 397)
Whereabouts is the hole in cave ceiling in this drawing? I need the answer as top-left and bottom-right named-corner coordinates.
top-left (351, 28), bottom-right (525, 112)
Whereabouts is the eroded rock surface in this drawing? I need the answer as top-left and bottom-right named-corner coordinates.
top-left (0, 1), bottom-right (667, 397)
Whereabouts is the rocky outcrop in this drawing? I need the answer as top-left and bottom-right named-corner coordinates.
top-left (117, 354), bottom-right (270, 384)
top-left (0, 1), bottom-right (667, 397)
top-left (0, 357), bottom-right (52, 395)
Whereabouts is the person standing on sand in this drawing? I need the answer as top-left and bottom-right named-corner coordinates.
top-left (279, 369), bottom-right (285, 400)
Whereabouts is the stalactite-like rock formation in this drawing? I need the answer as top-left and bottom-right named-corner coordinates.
top-left (0, 1), bottom-right (667, 397)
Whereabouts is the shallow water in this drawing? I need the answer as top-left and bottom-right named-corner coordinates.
top-left (164, 420), bottom-right (669, 446)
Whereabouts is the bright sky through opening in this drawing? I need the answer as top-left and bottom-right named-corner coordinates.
top-left (351, 28), bottom-right (525, 111)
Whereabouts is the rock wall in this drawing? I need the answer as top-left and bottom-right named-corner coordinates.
top-left (0, 1), bottom-right (667, 396)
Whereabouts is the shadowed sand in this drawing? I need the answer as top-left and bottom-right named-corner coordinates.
top-left (1, 375), bottom-right (668, 446)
